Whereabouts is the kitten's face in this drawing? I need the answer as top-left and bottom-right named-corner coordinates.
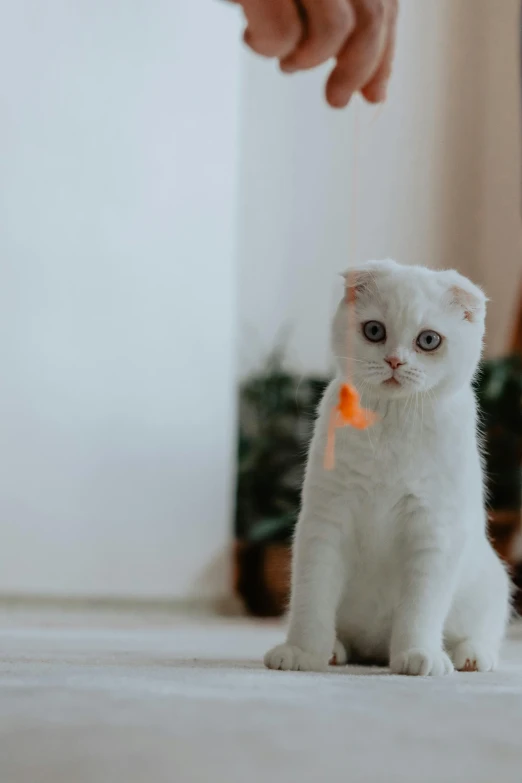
top-left (332, 261), bottom-right (486, 399)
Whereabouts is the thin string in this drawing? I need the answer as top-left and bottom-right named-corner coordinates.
top-left (346, 105), bottom-right (360, 383)
top-left (323, 102), bottom-right (379, 471)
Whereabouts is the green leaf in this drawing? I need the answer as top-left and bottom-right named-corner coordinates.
top-left (246, 514), bottom-right (296, 543)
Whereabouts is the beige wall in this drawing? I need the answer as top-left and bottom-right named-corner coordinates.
top-left (475, 0), bottom-right (522, 356)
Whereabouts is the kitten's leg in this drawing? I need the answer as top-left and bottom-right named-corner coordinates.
top-left (264, 512), bottom-right (345, 672)
top-left (390, 507), bottom-right (460, 677)
top-left (446, 544), bottom-right (510, 672)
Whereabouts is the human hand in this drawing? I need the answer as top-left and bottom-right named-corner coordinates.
top-left (231, 0), bottom-right (398, 108)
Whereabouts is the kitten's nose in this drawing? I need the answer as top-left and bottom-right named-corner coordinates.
top-left (385, 356), bottom-right (405, 370)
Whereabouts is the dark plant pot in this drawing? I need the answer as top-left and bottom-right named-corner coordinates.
top-left (234, 541), bottom-right (291, 618)
top-left (487, 510), bottom-right (520, 563)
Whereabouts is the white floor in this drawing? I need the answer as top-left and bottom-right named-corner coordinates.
top-left (0, 608), bottom-right (522, 783)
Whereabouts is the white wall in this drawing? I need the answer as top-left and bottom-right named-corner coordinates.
top-left (237, 0), bottom-right (522, 374)
top-left (0, 2), bottom-right (241, 598)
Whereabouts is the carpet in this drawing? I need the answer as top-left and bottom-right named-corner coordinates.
top-left (0, 607), bottom-right (521, 783)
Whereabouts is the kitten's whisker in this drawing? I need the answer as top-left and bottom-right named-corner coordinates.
top-left (334, 355), bottom-right (371, 365)
top-left (413, 390), bottom-right (420, 461)
top-left (403, 391), bottom-right (415, 432)
top-left (424, 387), bottom-right (437, 413)
top-left (294, 374), bottom-right (305, 407)
top-left (358, 377), bottom-right (376, 454)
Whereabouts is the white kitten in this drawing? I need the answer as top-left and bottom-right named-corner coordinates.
top-left (265, 259), bottom-right (510, 676)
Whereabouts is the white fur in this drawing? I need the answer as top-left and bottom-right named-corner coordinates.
top-left (265, 260), bottom-right (510, 676)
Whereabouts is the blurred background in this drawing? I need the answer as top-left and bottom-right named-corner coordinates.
top-left (1, 0), bottom-right (522, 615)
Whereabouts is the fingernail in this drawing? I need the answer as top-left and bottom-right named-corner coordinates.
top-left (280, 61), bottom-right (297, 74)
top-left (372, 85), bottom-right (387, 102)
top-left (327, 92), bottom-right (351, 110)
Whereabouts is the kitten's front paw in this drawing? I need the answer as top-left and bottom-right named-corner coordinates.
top-left (264, 644), bottom-right (329, 672)
top-left (390, 648), bottom-right (454, 677)
top-left (450, 641), bottom-right (498, 673)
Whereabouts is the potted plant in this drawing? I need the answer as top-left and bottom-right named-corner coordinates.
top-left (234, 352), bottom-right (328, 616)
top-left (474, 356), bottom-right (522, 563)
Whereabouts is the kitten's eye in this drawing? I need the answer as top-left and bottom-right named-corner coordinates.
top-left (363, 321), bottom-right (386, 343)
top-left (417, 330), bottom-right (442, 352)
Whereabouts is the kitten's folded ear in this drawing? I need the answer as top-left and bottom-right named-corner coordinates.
top-left (444, 271), bottom-right (487, 323)
top-left (341, 259), bottom-right (398, 303)
top-left (341, 269), bottom-right (375, 303)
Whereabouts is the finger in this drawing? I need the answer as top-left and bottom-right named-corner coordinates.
top-left (280, 0), bottom-right (356, 72)
top-left (361, 1), bottom-right (398, 102)
top-left (325, 1), bottom-right (388, 108)
top-left (241, 0), bottom-right (303, 59)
